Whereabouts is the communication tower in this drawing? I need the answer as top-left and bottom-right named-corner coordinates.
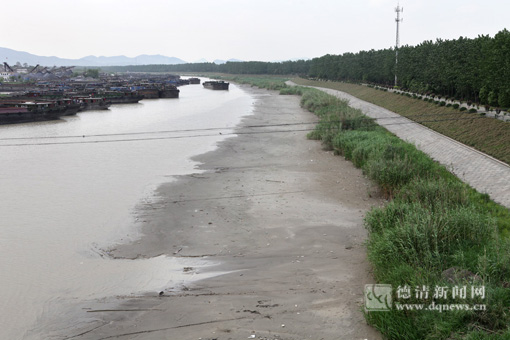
top-left (395, 3), bottom-right (403, 86)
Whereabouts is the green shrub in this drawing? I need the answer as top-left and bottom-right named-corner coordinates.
top-left (469, 108), bottom-right (478, 113)
top-left (280, 87), bottom-right (303, 95)
top-left (303, 88), bottom-right (376, 149)
top-left (460, 107), bottom-right (467, 112)
top-left (364, 143), bottom-right (436, 197)
top-left (396, 177), bottom-right (471, 209)
top-left (453, 103), bottom-right (460, 109)
top-left (332, 130), bottom-right (383, 160)
top-left (367, 204), bottom-right (496, 272)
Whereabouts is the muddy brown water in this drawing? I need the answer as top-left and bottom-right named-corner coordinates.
top-left (0, 79), bottom-right (254, 339)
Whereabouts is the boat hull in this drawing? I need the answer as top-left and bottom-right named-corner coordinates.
top-left (0, 107), bottom-right (64, 125)
top-left (108, 95), bottom-right (144, 104)
top-left (158, 89), bottom-right (180, 98)
top-left (203, 81), bottom-right (229, 90)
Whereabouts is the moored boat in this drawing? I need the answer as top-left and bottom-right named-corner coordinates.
top-left (74, 97), bottom-right (111, 111)
top-left (0, 100), bottom-right (67, 124)
top-left (100, 91), bottom-right (144, 104)
top-left (203, 81), bottom-right (229, 90)
top-left (158, 85), bottom-right (180, 98)
top-left (60, 100), bottom-right (82, 116)
top-left (137, 88), bottom-right (159, 99)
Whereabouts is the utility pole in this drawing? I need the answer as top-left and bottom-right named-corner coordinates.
top-left (395, 2), bottom-right (403, 87)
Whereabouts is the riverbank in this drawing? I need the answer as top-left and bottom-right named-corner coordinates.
top-left (63, 85), bottom-right (383, 339)
top-left (283, 83), bottom-right (510, 338)
top-left (291, 78), bottom-right (510, 165)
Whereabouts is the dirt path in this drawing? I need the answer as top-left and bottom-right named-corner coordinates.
top-left (64, 86), bottom-right (383, 340)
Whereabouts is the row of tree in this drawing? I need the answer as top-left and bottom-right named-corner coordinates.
top-left (309, 29), bottom-right (510, 106)
top-left (102, 59), bottom-right (310, 76)
top-left (103, 29), bottom-right (510, 106)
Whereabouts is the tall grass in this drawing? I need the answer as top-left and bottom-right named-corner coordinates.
top-left (296, 86), bottom-right (510, 339)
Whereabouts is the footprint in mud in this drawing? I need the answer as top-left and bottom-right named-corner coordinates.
top-left (183, 266), bottom-right (194, 273)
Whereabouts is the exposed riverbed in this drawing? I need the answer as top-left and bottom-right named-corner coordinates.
top-left (64, 87), bottom-right (383, 340)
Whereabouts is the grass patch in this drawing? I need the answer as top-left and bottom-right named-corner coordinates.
top-left (291, 78), bottom-right (510, 165)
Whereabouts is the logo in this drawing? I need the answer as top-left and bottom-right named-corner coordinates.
top-left (364, 284), bottom-right (392, 311)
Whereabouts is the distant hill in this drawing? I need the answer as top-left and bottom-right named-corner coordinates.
top-left (0, 46), bottom-right (277, 67)
top-left (0, 47), bottom-right (188, 67)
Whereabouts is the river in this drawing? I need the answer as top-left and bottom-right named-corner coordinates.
top-left (0, 79), bottom-right (254, 339)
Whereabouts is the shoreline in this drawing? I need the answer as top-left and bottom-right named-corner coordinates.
top-left (61, 85), bottom-right (383, 339)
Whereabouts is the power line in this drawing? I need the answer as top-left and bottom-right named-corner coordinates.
top-left (0, 122), bottom-right (320, 141)
top-left (0, 112), bottom-right (483, 142)
top-left (0, 115), bottom-right (487, 147)
top-left (0, 129), bottom-right (314, 147)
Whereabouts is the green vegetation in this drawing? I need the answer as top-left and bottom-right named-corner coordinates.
top-left (214, 75), bottom-right (290, 91)
top-left (101, 59), bottom-right (309, 75)
top-left (300, 86), bottom-right (510, 339)
top-left (291, 78), bottom-right (510, 165)
top-left (225, 75), bottom-right (510, 339)
top-left (83, 68), bottom-right (100, 78)
top-left (308, 30), bottom-right (510, 105)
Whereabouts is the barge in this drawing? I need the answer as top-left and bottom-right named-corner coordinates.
top-left (203, 81), bottom-right (229, 90)
top-left (74, 97), bottom-right (111, 111)
top-left (158, 85), bottom-right (180, 98)
top-left (101, 91), bottom-right (144, 104)
top-left (0, 100), bottom-right (67, 124)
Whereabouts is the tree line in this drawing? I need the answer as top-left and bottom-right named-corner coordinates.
top-left (308, 29), bottom-right (510, 107)
top-left (103, 29), bottom-right (510, 107)
top-left (101, 59), bottom-right (310, 76)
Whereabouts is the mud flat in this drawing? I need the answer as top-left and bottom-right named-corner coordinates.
top-left (66, 86), bottom-right (383, 339)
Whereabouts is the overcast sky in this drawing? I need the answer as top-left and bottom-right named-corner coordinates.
top-left (2, 0), bottom-right (509, 62)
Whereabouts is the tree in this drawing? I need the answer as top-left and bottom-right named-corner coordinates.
top-left (84, 68), bottom-right (100, 78)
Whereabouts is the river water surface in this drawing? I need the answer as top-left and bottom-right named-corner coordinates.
top-left (0, 80), bottom-right (254, 339)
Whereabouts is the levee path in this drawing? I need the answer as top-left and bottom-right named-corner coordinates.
top-left (288, 81), bottom-right (510, 209)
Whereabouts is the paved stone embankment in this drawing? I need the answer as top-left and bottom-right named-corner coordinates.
top-left (288, 82), bottom-right (510, 209)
